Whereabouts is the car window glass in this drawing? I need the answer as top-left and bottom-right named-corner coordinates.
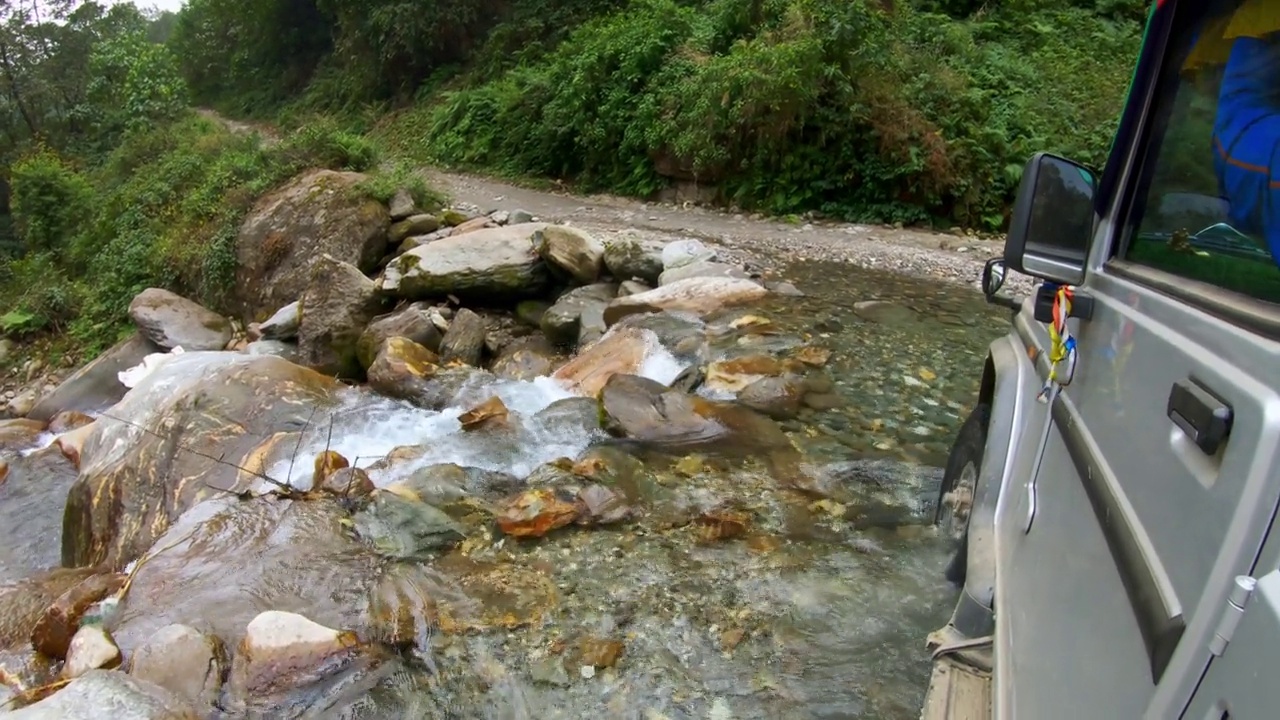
top-left (1125, 1), bottom-right (1280, 305)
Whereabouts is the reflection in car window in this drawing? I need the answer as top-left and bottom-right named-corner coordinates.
top-left (1126, 0), bottom-right (1280, 304)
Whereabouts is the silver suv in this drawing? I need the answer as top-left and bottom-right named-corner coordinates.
top-left (922, 1), bottom-right (1280, 718)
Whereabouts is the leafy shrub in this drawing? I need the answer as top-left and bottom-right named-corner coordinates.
top-left (9, 149), bottom-right (94, 257)
top-left (277, 115), bottom-right (381, 171)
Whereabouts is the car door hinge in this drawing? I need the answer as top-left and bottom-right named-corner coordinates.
top-left (1209, 575), bottom-right (1258, 656)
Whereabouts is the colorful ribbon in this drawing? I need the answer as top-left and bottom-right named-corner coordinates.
top-left (1037, 285), bottom-right (1078, 403)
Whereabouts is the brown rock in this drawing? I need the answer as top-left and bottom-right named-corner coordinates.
top-left (311, 450), bottom-right (349, 487)
top-left (458, 396), bottom-right (508, 432)
top-left (31, 572), bottom-right (128, 659)
top-left (551, 326), bottom-right (653, 397)
top-left (576, 636), bottom-right (624, 668)
top-left (317, 467), bottom-right (375, 499)
top-left (356, 303), bottom-right (443, 370)
top-left (452, 216), bottom-right (495, 236)
top-left (235, 169), bottom-right (390, 320)
top-left (48, 410), bottom-right (94, 435)
top-left (225, 610), bottom-right (361, 707)
top-left (0, 418), bottom-right (45, 452)
top-left (366, 337), bottom-right (442, 406)
top-left (495, 489), bottom-right (580, 538)
top-left (54, 421), bottom-right (95, 469)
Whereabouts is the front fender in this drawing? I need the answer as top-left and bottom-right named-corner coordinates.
top-left (951, 323), bottom-right (1043, 638)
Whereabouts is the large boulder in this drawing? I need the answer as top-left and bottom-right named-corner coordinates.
top-left (62, 353), bottom-right (340, 570)
top-left (602, 238), bottom-right (665, 284)
top-left (2, 669), bottom-right (197, 719)
top-left (26, 334), bottom-right (161, 422)
top-left (380, 223), bottom-right (551, 301)
top-left (296, 255), bottom-right (387, 379)
top-left (535, 225), bottom-right (604, 285)
top-left (127, 289), bottom-right (232, 351)
top-left (603, 277), bottom-right (768, 326)
top-left (127, 624), bottom-right (227, 712)
top-left (356, 303), bottom-right (443, 370)
top-left (540, 284), bottom-right (616, 348)
top-left (235, 169), bottom-right (390, 321)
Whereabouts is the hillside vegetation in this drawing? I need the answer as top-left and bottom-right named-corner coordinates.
top-left (170, 0), bottom-right (1146, 228)
top-left (0, 0), bottom-right (1147, 364)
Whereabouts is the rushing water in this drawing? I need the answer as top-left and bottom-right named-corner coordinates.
top-left (0, 258), bottom-right (1010, 717)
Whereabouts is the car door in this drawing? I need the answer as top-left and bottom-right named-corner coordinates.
top-left (994, 2), bottom-right (1280, 718)
top-left (1180, 569), bottom-right (1280, 719)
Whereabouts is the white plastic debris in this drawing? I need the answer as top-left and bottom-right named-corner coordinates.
top-left (118, 346), bottom-right (186, 389)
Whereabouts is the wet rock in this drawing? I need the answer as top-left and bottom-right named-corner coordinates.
top-left (235, 169), bottom-right (389, 320)
top-left (438, 308), bottom-right (486, 366)
top-left (311, 450), bottom-right (350, 490)
top-left (491, 336), bottom-right (559, 381)
top-left (738, 375), bottom-right (806, 420)
top-left (258, 301), bottom-right (301, 340)
top-left (575, 636), bottom-right (624, 669)
top-left (552, 326), bottom-right (662, 397)
top-left (495, 488), bottom-right (580, 538)
top-left (356, 303), bottom-right (443, 370)
top-left (617, 280), bottom-right (652, 297)
top-left (661, 239), bottom-right (716, 270)
top-left (5, 386), bottom-right (41, 418)
top-left (541, 283), bottom-right (617, 347)
top-left (615, 311), bottom-right (707, 361)
top-left (657, 260), bottom-right (750, 286)
top-left (389, 214), bottom-right (442, 245)
top-left (575, 484), bottom-right (636, 526)
top-left (534, 397), bottom-right (602, 434)
top-left (529, 657), bottom-right (571, 687)
top-left (366, 336), bottom-right (442, 406)
top-left (297, 254), bottom-right (388, 379)
top-left (853, 300), bottom-right (920, 324)
top-left (602, 237), bottom-right (665, 284)
top-left (600, 374), bottom-right (721, 444)
top-left (381, 222), bottom-right (551, 301)
top-left (695, 508), bottom-right (751, 542)
top-left (65, 354), bottom-right (341, 570)
top-left (535, 225), bottom-right (605, 285)
top-left (128, 288), bottom-right (232, 352)
top-left (47, 411), bottom-right (93, 435)
top-left (63, 624), bottom-right (122, 678)
top-left (27, 334), bottom-right (160, 422)
top-left (317, 467), bottom-right (376, 500)
top-left (0, 568), bottom-right (96, 650)
top-left (0, 419), bottom-right (44, 452)
top-left (392, 463), bottom-right (520, 505)
top-left (766, 280), bottom-right (805, 297)
top-left (515, 300), bottom-right (550, 328)
top-left (30, 572), bottom-right (127, 659)
top-left (225, 611), bottom-right (361, 708)
top-left (603, 277), bottom-right (768, 326)
top-left (702, 355), bottom-right (792, 394)
top-left (108, 498), bottom-right (380, 652)
top-left (245, 340), bottom-right (300, 363)
top-left (127, 624), bottom-right (227, 711)
top-left (3, 669), bottom-right (198, 719)
top-left (388, 189), bottom-right (415, 221)
top-left (458, 396), bottom-right (508, 431)
top-left (353, 492), bottom-right (467, 559)
top-left (53, 421), bottom-right (94, 469)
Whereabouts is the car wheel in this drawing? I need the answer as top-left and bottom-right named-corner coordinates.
top-left (936, 403), bottom-right (990, 586)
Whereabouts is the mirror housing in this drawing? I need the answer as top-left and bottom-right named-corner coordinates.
top-left (1003, 152), bottom-right (1097, 286)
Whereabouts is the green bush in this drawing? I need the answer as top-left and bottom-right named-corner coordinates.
top-left (409, 0), bottom-right (1141, 229)
top-left (9, 149), bottom-right (94, 257)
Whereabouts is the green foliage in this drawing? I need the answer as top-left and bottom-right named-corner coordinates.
top-left (355, 162), bottom-right (447, 210)
top-left (9, 148), bottom-right (94, 256)
top-left (276, 115), bottom-right (381, 171)
top-left (86, 28), bottom-right (189, 144)
top-left (401, 0), bottom-right (1141, 229)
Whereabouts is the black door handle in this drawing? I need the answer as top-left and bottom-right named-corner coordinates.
top-left (1167, 378), bottom-right (1233, 455)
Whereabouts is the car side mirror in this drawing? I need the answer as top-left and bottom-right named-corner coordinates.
top-left (1004, 152), bottom-right (1097, 286)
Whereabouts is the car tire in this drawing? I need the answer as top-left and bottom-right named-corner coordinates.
top-left (936, 403), bottom-right (990, 587)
